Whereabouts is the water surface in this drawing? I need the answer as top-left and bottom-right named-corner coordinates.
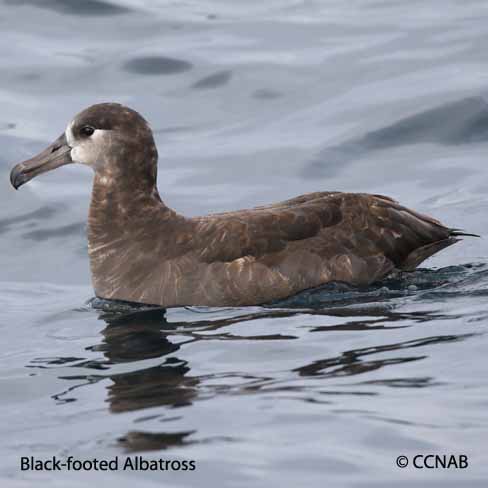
top-left (1, 1), bottom-right (488, 486)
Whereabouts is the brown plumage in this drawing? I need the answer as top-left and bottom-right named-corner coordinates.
top-left (10, 103), bottom-right (475, 307)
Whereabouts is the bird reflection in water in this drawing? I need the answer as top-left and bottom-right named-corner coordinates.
top-left (27, 265), bottom-right (484, 452)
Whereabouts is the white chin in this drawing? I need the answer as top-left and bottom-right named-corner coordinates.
top-left (70, 146), bottom-right (89, 166)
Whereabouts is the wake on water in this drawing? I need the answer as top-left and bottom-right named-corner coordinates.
top-left (86, 262), bottom-right (488, 321)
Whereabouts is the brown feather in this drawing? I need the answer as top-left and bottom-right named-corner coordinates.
top-left (11, 103), bottom-right (472, 307)
top-left (89, 186), bottom-right (464, 306)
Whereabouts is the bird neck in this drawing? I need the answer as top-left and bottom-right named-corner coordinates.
top-left (88, 146), bottom-right (171, 229)
top-left (87, 171), bottom-right (185, 302)
top-left (88, 163), bottom-right (185, 239)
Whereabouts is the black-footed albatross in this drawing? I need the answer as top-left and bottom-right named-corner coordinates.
top-left (10, 103), bottom-right (475, 307)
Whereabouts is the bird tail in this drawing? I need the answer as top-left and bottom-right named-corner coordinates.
top-left (449, 228), bottom-right (481, 238)
top-left (400, 237), bottom-right (459, 271)
top-left (401, 228), bottom-right (479, 271)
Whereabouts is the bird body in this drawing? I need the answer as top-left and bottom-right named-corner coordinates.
top-left (10, 103), bottom-right (472, 307)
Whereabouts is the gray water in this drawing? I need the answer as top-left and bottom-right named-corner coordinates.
top-left (1, 1), bottom-right (488, 486)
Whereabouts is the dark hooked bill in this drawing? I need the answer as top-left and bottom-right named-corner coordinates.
top-left (10, 133), bottom-right (72, 190)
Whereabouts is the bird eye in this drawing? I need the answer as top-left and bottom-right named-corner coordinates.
top-left (81, 125), bottom-right (95, 137)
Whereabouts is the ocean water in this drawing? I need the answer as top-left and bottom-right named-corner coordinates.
top-left (1, 1), bottom-right (488, 486)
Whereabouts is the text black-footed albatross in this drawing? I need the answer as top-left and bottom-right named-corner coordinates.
top-left (10, 103), bottom-right (476, 307)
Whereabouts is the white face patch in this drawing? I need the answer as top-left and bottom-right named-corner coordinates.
top-left (65, 120), bottom-right (111, 168)
top-left (65, 121), bottom-right (76, 148)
